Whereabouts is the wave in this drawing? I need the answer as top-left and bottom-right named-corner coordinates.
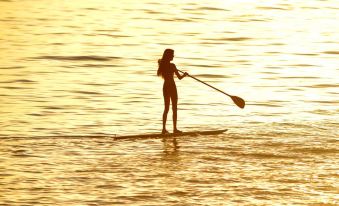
top-left (194, 74), bottom-right (229, 78)
top-left (323, 51), bottom-right (339, 55)
top-left (288, 64), bottom-right (317, 67)
top-left (198, 7), bottom-right (229, 11)
top-left (257, 6), bottom-right (292, 11)
top-left (0, 66), bottom-right (25, 70)
top-left (233, 152), bottom-right (293, 159)
top-left (311, 84), bottom-right (339, 88)
top-left (280, 76), bottom-right (317, 79)
top-left (305, 100), bottom-right (339, 104)
top-left (1, 86), bottom-right (31, 90)
top-left (308, 109), bottom-right (339, 115)
top-left (249, 103), bottom-right (283, 107)
top-left (0, 79), bottom-right (36, 84)
top-left (100, 34), bottom-right (131, 38)
top-left (157, 18), bottom-right (197, 22)
top-left (186, 64), bottom-right (222, 68)
top-left (78, 64), bottom-right (121, 68)
top-left (293, 53), bottom-right (318, 56)
top-left (203, 37), bottom-right (252, 42)
top-left (31, 55), bottom-right (121, 61)
top-left (71, 90), bottom-right (103, 95)
top-left (291, 147), bottom-right (338, 154)
top-left (43, 106), bottom-right (64, 110)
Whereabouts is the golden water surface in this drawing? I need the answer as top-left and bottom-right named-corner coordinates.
top-left (0, 0), bottom-right (338, 205)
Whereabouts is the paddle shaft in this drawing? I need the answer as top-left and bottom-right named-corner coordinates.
top-left (177, 69), bottom-right (232, 97)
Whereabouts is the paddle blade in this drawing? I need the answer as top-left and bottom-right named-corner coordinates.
top-left (231, 96), bottom-right (245, 109)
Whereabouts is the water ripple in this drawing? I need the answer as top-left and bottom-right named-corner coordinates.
top-left (1, 1), bottom-right (338, 205)
top-left (30, 55), bottom-right (121, 61)
top-left (323, 51), bottom-right (339, 55)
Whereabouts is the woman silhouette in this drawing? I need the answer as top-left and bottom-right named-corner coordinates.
top-left (157, 49), bottom-right (188, 134)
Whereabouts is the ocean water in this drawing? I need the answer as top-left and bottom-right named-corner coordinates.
top-left (0, 0), bottom-right (338, 205)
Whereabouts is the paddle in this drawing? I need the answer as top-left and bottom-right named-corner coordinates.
top-left (178, 69), bottom-right (245, 109)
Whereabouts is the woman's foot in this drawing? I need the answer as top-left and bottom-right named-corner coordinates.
top-left (162, 129), bottom-right (169, 135)
top-left (173, 129), bottom-right (183, 134)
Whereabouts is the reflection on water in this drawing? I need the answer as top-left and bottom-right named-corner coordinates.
top-left (0, 0), bottom-right (338, 205)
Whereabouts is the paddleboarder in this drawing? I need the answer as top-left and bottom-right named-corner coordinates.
top-left (157, 49), bottom-right (188, 134)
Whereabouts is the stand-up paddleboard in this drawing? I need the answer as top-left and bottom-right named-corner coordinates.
top-left (114, 129), bottom-right (227, 140)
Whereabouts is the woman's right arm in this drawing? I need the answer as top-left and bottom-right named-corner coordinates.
top-left (173, 64), bottom-right (188, 80)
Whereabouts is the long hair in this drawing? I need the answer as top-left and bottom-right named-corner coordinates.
top-left (157, 49), bottom-right (174, 78)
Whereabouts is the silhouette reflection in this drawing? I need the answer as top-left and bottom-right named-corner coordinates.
top-left (162, 137), bottom-right (180, 152)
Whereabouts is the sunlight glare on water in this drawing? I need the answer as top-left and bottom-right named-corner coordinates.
top-left (0, 0), bottom-right (338, 205)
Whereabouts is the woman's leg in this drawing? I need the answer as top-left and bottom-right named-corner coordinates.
top-left (171, 88), bottom-right (179, 132)
top-left (162, 88), bottom-right (170, 133)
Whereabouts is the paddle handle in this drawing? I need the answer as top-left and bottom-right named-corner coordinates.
top-left (178, 69), bottom-right (232, 97)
